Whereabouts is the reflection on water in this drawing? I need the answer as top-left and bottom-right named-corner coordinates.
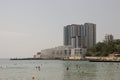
top-left (0, 59), bottom-right (120, 80)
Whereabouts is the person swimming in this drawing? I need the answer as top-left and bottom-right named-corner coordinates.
top-left (66, 67), bottom-right (69, 70)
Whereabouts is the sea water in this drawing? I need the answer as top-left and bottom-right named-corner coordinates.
top-left (0, 59), bottom-right (120, 80)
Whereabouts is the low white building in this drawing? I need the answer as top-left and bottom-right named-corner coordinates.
top-left (34, 46), bottom-right (87, 59)
top-left (33, 52), bottom-right (41, 58)
top-left (40, 46), bottom-right (71, 59)
top-left (70, 48), bottom-right (87, 59)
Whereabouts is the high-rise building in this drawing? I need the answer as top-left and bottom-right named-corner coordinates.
top-left (63, 23), bottom-right (96, 48)
top-left (104, 34), bottom-right (114, 43)
top-left (84, 23), bottom-right (96, 48)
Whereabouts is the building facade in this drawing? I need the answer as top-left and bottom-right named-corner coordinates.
top-left (39, 46), bottom-right (86, 59)
top-left (40, 46), bottom-right (72, 59)
top-left (64, 23), bottom-right (96, 48)
top-left (104, 34), bottom-right (114, 43)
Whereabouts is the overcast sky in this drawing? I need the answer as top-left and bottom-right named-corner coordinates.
top-left (0, 0), bottom-right (120, 58)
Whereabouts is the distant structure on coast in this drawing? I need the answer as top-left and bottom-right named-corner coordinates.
top-left (104, 34), bottom-right (114, 43)
top-left (64, 23), bottom-right (96, 48)
top-left (34, 23), bottom-right (96, 59)
top-left (33, 52), bottom-right (41, 58)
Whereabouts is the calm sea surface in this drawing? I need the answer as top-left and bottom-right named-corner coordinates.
top-left (0, 59), bottom-right (120, 80)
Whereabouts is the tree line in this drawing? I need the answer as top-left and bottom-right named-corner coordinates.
top-left (87, 39), bottom-right (120, 56)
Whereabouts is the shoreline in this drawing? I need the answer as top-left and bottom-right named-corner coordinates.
top-left (10, 58), bottom-right (87, 61)
top-left (10, 56), bottom-right (120, 62)
top-left (10, 58), bottom-right (62, 60)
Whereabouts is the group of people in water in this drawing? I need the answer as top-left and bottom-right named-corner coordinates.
top-left (66, 64), bottom-right (81, 71)
top-left (35, 66), bottom-right (40, 71)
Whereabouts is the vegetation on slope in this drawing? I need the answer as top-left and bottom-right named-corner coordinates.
top-left (87, 40), bottom-right (120, 56)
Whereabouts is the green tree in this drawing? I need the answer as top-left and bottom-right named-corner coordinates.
top-left (87, 39), bottom-right (120, 56)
